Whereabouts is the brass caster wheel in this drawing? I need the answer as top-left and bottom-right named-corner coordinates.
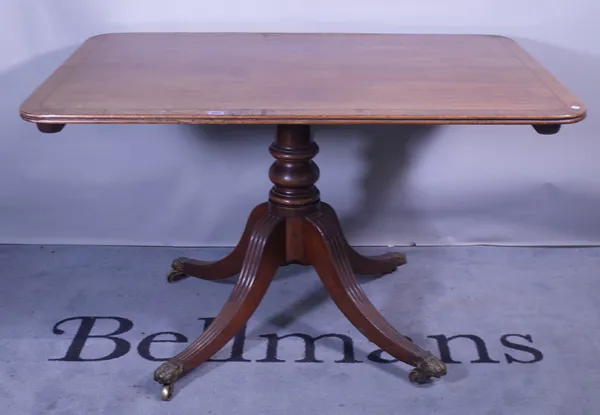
top-left (409, 369), bottom-right (430, 385)
top-left (167, 269), bottom-right (187, 283)
top-left (161, 384), bottom-right (174, 401)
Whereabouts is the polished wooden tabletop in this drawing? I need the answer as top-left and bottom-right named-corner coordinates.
top-left (20, 32), bottom-right (586, 126)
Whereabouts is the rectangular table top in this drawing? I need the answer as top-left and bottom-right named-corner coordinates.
top-left (20, 32), bottom-right (586, 126)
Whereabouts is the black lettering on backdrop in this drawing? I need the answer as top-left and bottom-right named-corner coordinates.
top-left (49, 317), bottom-right (133, 362)
top-left (367, 336), bottom-right (413, 363)
top-left (137, 332), bottom-right (188, 361)
top-left (367, 349), bottom-right (398, 363)
top-left (48, 316), bottom-right (545, 366)
top-left (428, 334), bottom-right (501, 364)
top-left (200, 318), bottom-right (252, 363)
top-left (257, 333), bottom-right (362, 363)
top-left (501, 334), bottom-right (544, 363)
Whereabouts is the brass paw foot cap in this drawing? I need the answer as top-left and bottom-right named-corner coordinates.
top-left (166, 257), bottom-right (189, 283)
top-left (391, 252), bottom-right (407, 265)
top-left (409, 355), bottom-right (447, 384)
top-left (166, 269), bottom-right (188, 283)
top-left (154, 360), bottom-right (184, 385)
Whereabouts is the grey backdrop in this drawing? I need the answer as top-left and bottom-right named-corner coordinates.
top-left (1, 0), bottom-right (598, 247)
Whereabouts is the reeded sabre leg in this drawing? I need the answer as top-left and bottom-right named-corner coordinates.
top-left (155, 213), bottom-right (285, 400)
top-left (320, 202), bottom-right (406, 276)
top-left (167, 202), bottom-right (269, 282)
top-left (304, 212), bottom-right (446, 384)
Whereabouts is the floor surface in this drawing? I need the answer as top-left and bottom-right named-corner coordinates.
top-left (1, 245), bottom-right (599, 415)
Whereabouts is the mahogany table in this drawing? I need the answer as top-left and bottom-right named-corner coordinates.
top-left (20, 32), bottom-right (586, 401)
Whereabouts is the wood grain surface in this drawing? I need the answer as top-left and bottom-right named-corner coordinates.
top-left (20, 32), bottom-right (586, 125)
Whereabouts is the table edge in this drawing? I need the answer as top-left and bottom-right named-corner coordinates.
top-left (19, 109), bottom-right (587, 126)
